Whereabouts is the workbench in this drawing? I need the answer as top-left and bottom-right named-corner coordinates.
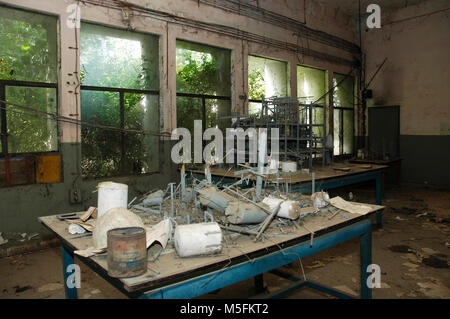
top-left (39, 201), bottom-right (384, 299)
top-left (187, 162), bottom-right (386, 227)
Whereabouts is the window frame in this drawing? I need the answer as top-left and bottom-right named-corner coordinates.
top-left (0, 6), bottom-right (60, 187)
top-left (175, 39), bottom-right (232, 131)
top-left (248, 54), bottom-right (289, 113)
top-left (332, 72), bottom-right (355, 157)
top-left (79, 22), bottom-right (161, 179)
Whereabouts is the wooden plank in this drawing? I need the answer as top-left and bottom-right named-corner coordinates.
top-left (185, 163), bottom-right (387, 185)
top-left (40, 201), bottom-right (383, 294)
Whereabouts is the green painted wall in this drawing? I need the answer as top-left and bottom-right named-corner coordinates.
top-left (0, 141), bottom-right (177, 235)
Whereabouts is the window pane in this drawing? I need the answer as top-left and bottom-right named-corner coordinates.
top-left (0, 6), bottom-right (57, 83)
top-left (333, 109), bottom-right (341, 155)
top-left (343, 109), bottom-right (354, 154)
top-left (297, 66), bottom-right (326, 103)
top-left (176, 40), bottom-right (231, 96)
top-left (6, 86), bottom-right (57, 153)
top-left (333, 73), bottom-right (355, 108)
top-left (206, 99), bottom-right (231, 132)
top-left (81, 90), bottom-right (121, 178)
top-left (248, 102), bottom-right (262, 115)
top-left (176, 96), bottom-right (203, 133)
top-left (248, 55), bottom-right (287, 100)
top-left (123, 93), bottom-right (159, 174)
top-left (80, 23), bottom-right (159, 90)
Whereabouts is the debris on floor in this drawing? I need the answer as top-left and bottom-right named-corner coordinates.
top-left (37, 283), bottom-right (63, 293)
top-left (0, 233), bottom-right (8, 246)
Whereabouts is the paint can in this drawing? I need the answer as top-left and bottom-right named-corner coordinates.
top-left (174, 222), bottom-right (222, 257)
top-left (97, 182), bottom-right (128, 217)
top-left (107, 227), bottom-right (147, 278)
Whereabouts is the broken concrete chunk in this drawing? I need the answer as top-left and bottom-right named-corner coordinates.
top-left (225, 201), bottom-right (267, 224)
top-left (143, 190), bottom-right (164, 207)
top-left (197, 186), bottom-right (235, 213)
top-left (262, 197), bottom-right (300, 220)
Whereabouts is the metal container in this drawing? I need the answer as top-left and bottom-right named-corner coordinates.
top-left (107, 227), bottom-right (147, 278)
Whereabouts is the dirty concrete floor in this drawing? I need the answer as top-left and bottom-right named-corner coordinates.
top-left (0, 184), bottom-right (448, 299)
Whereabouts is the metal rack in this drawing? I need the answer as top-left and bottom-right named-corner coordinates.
top-left (233, 96), bottom-right (326, 170)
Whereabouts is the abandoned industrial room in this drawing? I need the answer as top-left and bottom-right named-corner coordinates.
top-left (0, 0), bottom-right (449, 302)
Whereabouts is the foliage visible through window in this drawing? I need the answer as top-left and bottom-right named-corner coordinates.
top-left (248, 55), bottom-right (287, 114)
top-left (176, 40), bottom-right (231, 133)
top-left (333, 73), bottom-right (355, 155)
top-left (297, 65), bottom-right (328, 139)
top-left (0, 7), bottom-right (58, 155)
top-left (80, 23), bottom-right (159, 178)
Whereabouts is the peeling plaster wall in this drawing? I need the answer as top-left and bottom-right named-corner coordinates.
top-left (0, 0), bottom-right (357, 234)
top-left (362, 0), bottom-right (450, 187)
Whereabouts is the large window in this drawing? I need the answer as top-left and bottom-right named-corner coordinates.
top-left (176, 40), bottom-right (231, 134)
top-left (0, 6), bottom-right (58, 187)
top-left (297, 65), bottom-right (328, 140)
top-left (248, 55), bottom-right (288, 114)
top-left (80, 23), bottom-right (160, 178)
top-left (0, 6), bottom-right (58, 155)
top-left (333, 73), bottom-right (355, 155)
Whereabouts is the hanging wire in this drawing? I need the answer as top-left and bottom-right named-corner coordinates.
top-left (0, 99), bottom-right (171, 137)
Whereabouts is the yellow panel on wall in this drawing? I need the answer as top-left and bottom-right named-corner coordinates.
top-left (36, 155), bottom-right (61, 184)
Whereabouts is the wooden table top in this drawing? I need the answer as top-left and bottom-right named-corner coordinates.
top-left (186, 162), bottom-right (387, 184)
top-left (40, 199), bottom-right (384, 295)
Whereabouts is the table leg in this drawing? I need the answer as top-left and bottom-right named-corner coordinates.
top-left (254, 274), bottom-right (265, 294)
top-left (62, 244), bottom-right (78, 299)
top-left (375, 172), bottom-right (382, 205)
top-left (375, 172), bottom-right (383, 227)
top-left (360, 227), bottom-right (372, 299)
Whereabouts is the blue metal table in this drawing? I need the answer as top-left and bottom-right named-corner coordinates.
top-left (40, 204), bottom-right (382, 300)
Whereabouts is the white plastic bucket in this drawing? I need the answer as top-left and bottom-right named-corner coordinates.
top-left (174, 222), bottom-right (222, 257)
top-left (97, 182), bottom-right (128, 218)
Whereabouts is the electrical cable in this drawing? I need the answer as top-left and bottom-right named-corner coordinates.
top-left (0, 99), bottom-right (171, 137)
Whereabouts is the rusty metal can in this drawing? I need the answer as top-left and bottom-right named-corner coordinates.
top-left (107, 227), bottom-right (147, 278)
